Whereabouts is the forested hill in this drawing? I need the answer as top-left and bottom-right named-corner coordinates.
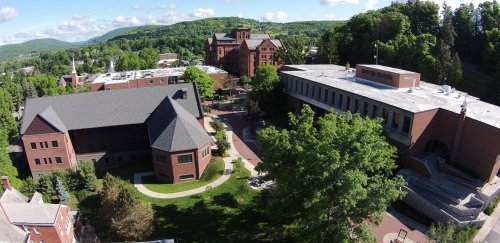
top-left (0, 39), bottom-right (79, 60)
top-left (108, 17), bottom-right (344, 55)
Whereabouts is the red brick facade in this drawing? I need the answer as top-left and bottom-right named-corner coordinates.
top-left (152, 141), bottom-right (212, 183)
top-left (205, 28), bottom-right (282, 77)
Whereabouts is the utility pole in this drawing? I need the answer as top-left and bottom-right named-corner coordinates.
top-left (374, 44), bottom-right (379, 65)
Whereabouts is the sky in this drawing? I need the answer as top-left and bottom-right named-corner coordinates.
top-left (0, 0), bottom-right (491, 45)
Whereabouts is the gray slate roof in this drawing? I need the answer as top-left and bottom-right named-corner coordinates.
top-left (20, 83), bottom-right (203, 134)
top-left (214, 33), bottom-right (235, 41)
top-left (250, 34), bottom-right (271, 39)
top-left (1, 203), bottom-right (61, 224)
top-left (0, 188), bottom-right (28, 203)
top-left (244, 39), bottom-right (266, 50)
top-left (147, 97), bottom-right (212, 152)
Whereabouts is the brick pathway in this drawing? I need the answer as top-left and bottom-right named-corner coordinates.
top-left (211, 109), bottom-right (262, 166)
top-left (369, 211), bottom-right (427, 243)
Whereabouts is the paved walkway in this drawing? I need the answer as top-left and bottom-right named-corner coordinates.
top-left (369, 211), bottom-right (427, 243)
top-left (474, 200), bottom-right (500, 242)
top-left (133, 113), bottom-right (258, 199)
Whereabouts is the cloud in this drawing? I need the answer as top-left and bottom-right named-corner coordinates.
top-left (363, 0), bottom-right (379, 9)
top-left (0, 7), bottom-right (18, 23)
top-left (189, 8), bottom-right (215, 18)
top-left (262, 11), bottom-right (288, 22)
top-left (132, 3), bottom-right (176, 10)
top-left (320, 0), bottom-right (360, 6)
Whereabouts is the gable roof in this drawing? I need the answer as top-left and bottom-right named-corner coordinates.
top-left (20, 83), bottom-right (203, 135)
top-left (0, 188), bottom-right (28, 203)
top-left (147, 97), bottom-right (211, 152)
top-left (250, 34), bottom-right (271, 39)
top-left (243, 39), bottom-right (265, 50)
top-left (0, 220), bottom-right (28, 243)
top-left (214, 33), bottom-right (235, 41)
top-left (1, 203), bottom-right (61, 225)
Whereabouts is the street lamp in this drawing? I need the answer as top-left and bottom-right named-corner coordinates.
top-left (374, 44), bottom-right (379, 65)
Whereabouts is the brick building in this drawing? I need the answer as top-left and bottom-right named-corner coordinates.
top-left (20, 83), bottom-right (212, 183)
top-left (281, 64), bottom-right (500, 225)
top-left (90, 65), bottom-right (228, 91)
top-left (205, 28), bottom-right (283, 77)
top-left (0, 177), bottom-right (74, 243)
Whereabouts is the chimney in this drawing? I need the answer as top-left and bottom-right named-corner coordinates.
top-left (181, 88), bottom-right (188, 99)
top-left (345, 61), bottom-right (350, 71)
top-left (2, 176), bottom-right (12, 191)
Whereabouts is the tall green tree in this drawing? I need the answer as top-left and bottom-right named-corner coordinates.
top-left (0, 88), bottom-right (18, 140)
top-left (318, 27), bottom-right (340, 64)
top-left (250, 64), bottom-right (281, 108)
top-left (181, 66), bottom-right (215, 100)
top-left (256, 105), bottom-right (404, 242)
top-left (0, 129), bottom-right (22, 194)
top-left (100, 174), bottom-right (154, 241)
top-left (274, 35), bottom-right (308, 65)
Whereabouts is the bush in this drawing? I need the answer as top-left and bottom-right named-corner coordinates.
top-left (201, 160), bottom-right (221, 181)
top-left (203, 105), bottom-right (212, 113)
top-left (485, 195), bottom-right (500, 215)
top-left (210, 119), bottom-right (224, 132)
top-left (426, 222), bottom-right (478, 243)
top-left (215, 130), bottom-right (230, 156)
top-left (74, 189), bottom-right (94, 201)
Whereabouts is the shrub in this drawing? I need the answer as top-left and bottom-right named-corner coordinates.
top-left (201, 161), bottom-right (220, 181)
top-left (215, 130), bottom-right (230, 156)
top-left (210, 119), bottom-right (225, 132)
top-left (485, 195), bottom-right (500, 215)
top-left (55, 177), bottom-right (70, 205)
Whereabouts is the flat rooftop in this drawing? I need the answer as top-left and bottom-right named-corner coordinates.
top-left (282, 64), bottom-right (500, 129)
top-left (92, 65), bottom-right (227, 84)
top-left (358, 64), bottom-right (419, 74)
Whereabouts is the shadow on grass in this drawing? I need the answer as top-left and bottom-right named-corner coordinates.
top-left (151, 193), bottom-right (291, 243)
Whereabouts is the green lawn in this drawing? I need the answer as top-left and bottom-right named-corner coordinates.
top-left (143, 159), bottom-right (289, 242)
top-left (142, 158), bottom-right (225, 193)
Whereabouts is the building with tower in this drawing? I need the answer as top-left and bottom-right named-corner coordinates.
top-left (205, 28), bottom-right (283, 77)
top-left (58, 58), bottom-right (82, 88)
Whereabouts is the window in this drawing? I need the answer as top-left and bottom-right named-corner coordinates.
top-left (363, 102), bottom-right (369, 116)
top-left (180, 174), bottom-right (194, 180)
top-left (178, 154), bottom-right (193, 164)
top-left (43, 158), bottom-right (48, 165)
top-left (372, 105), bottom-right (378, 118)
top-left (31, 142), bottom-right (37, 149)
top-left (392, 111), bottom-right (400, 129)
top-left (160, 79), bottom-right (164, 83)
top-left (35, 158), bottom-right (41, 165)
top-left (51, 141), bottom-right (58, 148)
top-left (317, 87), bottom-right (322, 100)
top-left (361, 69), bottom-right (369, 75)
top-left (311, 85), bottom-right (315, 98)
top-left (354, 99), bottom-right (359, 113)
top-left (345, 96), bottom-right (351, 111)
top-left (202, 147), bottom-right (210, 157)
top-left (331, 91), bottom-right (336, 106)
top-left (402, 116), bottom-right (411, 134)
top-left (324, 89), bottom-right (328, 103)
top-left (39, 142), bottom-right (44, 148)
top-left (65, 218), bottom-right (71, 234)
top-left (55, 157), bottom-right (62, 164)
top-left (305, 83), bottom-right (309, 95)
top-left (338, 93), bottom-right (343, 109)
top-left (156, 153), bottom-right (167, 163)
top-left (48, 158), bottom-right (53, 164)
top-left (300, 82), bottom-right (304, 94)
top-left (382, 108), bottom-right (389, 122)
top-left (295, 79), bottom-right (298, 91)
top-left (149, 80), bottom-right (154, 84)
top-left (44, 142), bottom-right (48, 148)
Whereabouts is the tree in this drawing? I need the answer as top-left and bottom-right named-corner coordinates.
top-left (250, 64), bottom-right (281, 109)
top-left (237, 75), bottom-right (251, 89)
top-left (100, 174), bottom-right (154, 241)
top-left (36, 174), bottom-right (56, 202)
top-left (181, 66), bottom-right (215, 100)
top-left (256, 105), bottom-right (405, 242)
top-left (426, 222), bottom-right (476, 243)
top-left (0, 129), bottom-right (22, 193)
top-left (274, 35), bottom-right (308, 65)
top-left (0, 89), bottom-right (18, 140)
top-left (214, 130), bottom-right (230, 156)
top-left (138, 47), bottom-right (159, 69)
top-left (76, 161), bottom-right (98, 191)
top-left (318, 28), bottom-right (340, 64)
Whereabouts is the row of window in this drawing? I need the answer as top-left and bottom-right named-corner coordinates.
top-left (155, 154), bottom-right (194, 164)
top-left (34, 157), bottom-right (63, 165)
top-left (284, 77), bottom-right (412, 135)
top-left (30, 140), bottom-right (58, 150)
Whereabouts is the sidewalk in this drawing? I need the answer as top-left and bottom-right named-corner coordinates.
top-left (133, 114), bottom-right (258, 199)
top-left (473, 200), bottom-right (500, 242)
